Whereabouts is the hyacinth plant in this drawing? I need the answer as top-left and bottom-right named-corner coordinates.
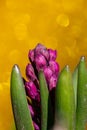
top-left (10, 44), bottom-right (87, 130)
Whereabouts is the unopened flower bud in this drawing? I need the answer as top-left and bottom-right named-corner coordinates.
top-left (25, 81), bottom-right (40, 102)
top-left (26, 64), bottom-right (37, 81)
top-left (49, 74), bottom-right (58, 90)
top-left (49, 61), bottom-right (59, 75)
top-left (28, 105), bottom-right (35, 118)
top-left (35, 54), bottom-right (47, 71)
top-left (29, 49), bottom-right (34, 62)
top-left (35, 43), bottom-right (49, 60)
top-left (48, 49), bottom-right (57, 61)
top-left (44, 67), bottom-right (53, 82)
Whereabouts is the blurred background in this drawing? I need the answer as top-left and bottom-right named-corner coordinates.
top-left (0, 0), bottom-right (87, 129)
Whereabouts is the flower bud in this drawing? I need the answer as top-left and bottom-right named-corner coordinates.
top-left (29, 49), bottom-right (34, 62)
top-left (28, 105), bottom-right (35, 118)
top-left (35, 54), bottom-right (47, 71)
top-left (35, 43), bottom-right (49, 60)
top-left (48, 49), bottom-right (57, 61)
top-left (49, 74), bottom-right (58, 90)
top-left (26, 64), bottom-right (37, 81)
top-left (44, 67), bottom-right (53, 82)
top-left (49, 61), bottom-right (59, 75)
top-left (25, 81), bottom-right (40, 102)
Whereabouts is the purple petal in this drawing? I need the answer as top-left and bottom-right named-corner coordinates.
top-left (28, 105), bottom-right (35, 117)
top-left (49, 61), bottom-right (59, 75)
top-left (25, 81), bottom-right (40, 102)
top-left (44, 67), bottom-right (53, 83)
top-left (26, 64), bottom-right (37, 81)
top-left (41, 49), bottom-right (49, 60)
top-left (49, 75), bottom-right (58, 90)
top-left (48, 49), bottom-right (57, 61)
top-left (35, 43), bottom-right (45, 52)
top-left (35, 54), bottom-right (47, 71)
top-left (29, 49), bottom-right (35, 62)
top-left (35, 43), bottom-right (49, 60)
top-left (33, 121), bottom-right (40, 130)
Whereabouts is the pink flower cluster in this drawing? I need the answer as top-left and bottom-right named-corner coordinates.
top-left (24, 44), bottom-right (60, 130)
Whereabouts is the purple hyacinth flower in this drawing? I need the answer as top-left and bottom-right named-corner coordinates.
top-left (48, 49), bottom-right (57, 61)
top-left (49, 74), bottom-right (58, 90)
top-left (35, 54), bottom-right (47, 71)
top-left (26, 64), bottom-right (37, 81)
top-left (29, 49), bottom-right (35, 62)
top-left (28, 105), bottom-right (35, 118)
top-left (35, 43), bottom-right (49, 60)
top-left (25, 81), bottom-right (40, 102)
top-left (33, 121), bottom-right (40, 130)
top-left (49, 61), bottom-right (59, 76)
top-left (25, 43), bottom-right (60, 130)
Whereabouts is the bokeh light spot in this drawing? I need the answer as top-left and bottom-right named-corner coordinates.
top-left (56, 14), bottom-right (69, 27)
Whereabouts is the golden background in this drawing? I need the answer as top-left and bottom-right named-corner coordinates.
top-left (0, 0), bottom-right (87, 130)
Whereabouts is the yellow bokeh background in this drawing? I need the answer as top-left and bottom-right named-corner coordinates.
top-left (0, 0), bottom-right (87, 130)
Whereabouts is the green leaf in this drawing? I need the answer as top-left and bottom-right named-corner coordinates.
top-left (55, 65), bottom-right (75, 130)
top-left (72, 65), bottom-right (78, 109)
top-left (10, 65), bottom-right (34, 130)
top-left (38, 70), bottom-right (53, 130)
top-left (76, 57), bottom-right (87, 130)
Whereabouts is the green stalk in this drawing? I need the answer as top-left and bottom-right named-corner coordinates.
top-left (38, 70), bottom-right (53, 130)
top-left (76, 57), bottom-right (87, 130)
top-left (55, 65), bottom-right (75, 130)
top-left (10, 65), bottom-right (34, 130)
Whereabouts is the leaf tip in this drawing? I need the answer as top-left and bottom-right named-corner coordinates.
top-left (12, 64), bottom-right (20, 75)
top-left (80, 56), bottom-right (85, 62)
